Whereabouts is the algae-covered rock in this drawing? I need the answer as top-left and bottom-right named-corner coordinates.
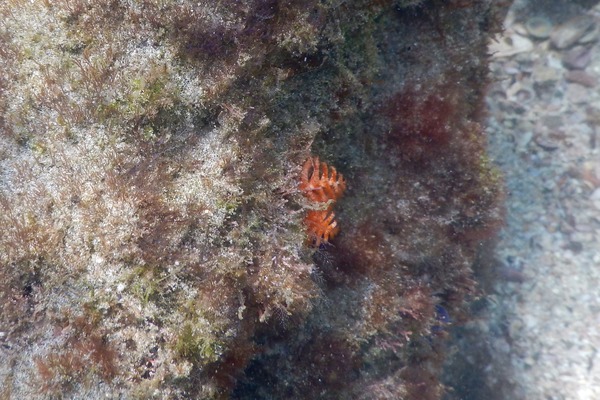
top-left (0, 0), bottom-right (505, 398)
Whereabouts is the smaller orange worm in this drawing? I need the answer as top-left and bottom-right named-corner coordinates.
top-left (299, 157), bottom-right (346, 246)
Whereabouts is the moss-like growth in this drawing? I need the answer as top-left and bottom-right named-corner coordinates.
top-left (0, 0), bottom-right (505, 398)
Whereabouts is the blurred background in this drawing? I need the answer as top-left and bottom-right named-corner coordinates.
top-left (446, 1), bottom-right (600, 399)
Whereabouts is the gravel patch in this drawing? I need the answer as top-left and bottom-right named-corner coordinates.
top-left (457, 1), bottom-right (600, 399)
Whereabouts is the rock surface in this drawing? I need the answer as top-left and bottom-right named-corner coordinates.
top-left (0, 1), bottom-right (505, 399)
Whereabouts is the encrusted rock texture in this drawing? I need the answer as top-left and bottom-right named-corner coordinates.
top-left (0, 0), bottom-right (506, 399)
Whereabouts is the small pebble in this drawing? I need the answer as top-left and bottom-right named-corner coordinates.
top-left (534, 134), bottom-right (560, 151)
top-left (590, 188), bottom-right (600, 210)
top-left (550, 15), bottom-right (595, 49)
top-left (515, 88), bottom-right (534, 103)
top-left (516, 131), bottom-right (533, 152)
top-left (564, 70), bottom-right (597, 87)
top-left (525, 16), bottom-right (553, 39)
top-left (506, 81), bottom-right (534, 102)
top-left (564, 241), bottom-right (583, 254)
top-left (591, 187), bottom-right (600, 201)
top-left (500, 265), bottom-right (527, 283)
top-left (562, 46), bottom-right (592, 70)
top-left (540, 115), bottom-right (563, 129)
top-left (532, 65), bottom-right (560, 84)
top-left (578, 23), bottom-right (600, 44)
top-left (490, 34), bottom-right (534, 58)
top-left (565, 82), bottom-right (589, 104)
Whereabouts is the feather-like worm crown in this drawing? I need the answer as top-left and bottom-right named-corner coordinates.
top-left (299, 156), bottom-right (346, 245)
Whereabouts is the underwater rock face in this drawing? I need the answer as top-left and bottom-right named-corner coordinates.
top-left (0, 0), bottom-right (505, 399)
